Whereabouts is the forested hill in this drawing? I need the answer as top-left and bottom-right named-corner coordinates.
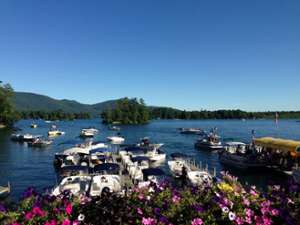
top-left (12, 92), bottom-right (300, 120)
top-left (13, 92), bottom-right (116, 116)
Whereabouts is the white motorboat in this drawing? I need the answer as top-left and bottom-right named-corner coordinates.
top-left (48, 130), bottom-right (65, 136)
top-left (28, 138), bottom-right (53, 147)
top-left (146, 148), bottom-right (166, 163)
top-left (107, 136), bottom-right (125, 143)
top-left (195, 132), bottom-right (223, 151)
top-left (219, 142), bottom-right (265, 170)
top-left (187, 171), bottom-right (213, 186)
top-left (168, 159), bottom-right (191, 178)
top-left (136, 137), bottom-right (164, 149)
top-left (0, 182), bottom-right (10, 198)
top-left (179, 128), bottom-right (205, 135)
top-left (80, 128), bottom-right (98, 138)
top-left (138, 168), bottom-right (166, 187)
top-left (127, 156), bottom-right (150, 183)
top-left (90, 175), bottom-right (122, 197)
top-left (52, 175), bottom-right (91, 196)
top-left (89, 163), bottom-right (122, 197)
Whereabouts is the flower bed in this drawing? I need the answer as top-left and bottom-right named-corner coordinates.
top-left (0, 172), bottom-right (299, 225)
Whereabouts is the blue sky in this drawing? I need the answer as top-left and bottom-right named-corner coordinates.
top-left (0, 0), bottom-right (299, 111)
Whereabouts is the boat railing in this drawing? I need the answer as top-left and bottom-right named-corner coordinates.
top-left (181, 158), bottom-right (216, 177)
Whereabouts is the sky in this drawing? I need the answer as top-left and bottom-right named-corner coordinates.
top-left (0, 0), bottom-right (299, 111)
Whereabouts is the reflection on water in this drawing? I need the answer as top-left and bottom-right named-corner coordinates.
top-left (0, 119), bottom-right (299, 200)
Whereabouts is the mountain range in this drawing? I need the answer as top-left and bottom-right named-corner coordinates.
top-left (13, 92), bottom-right (117, 116)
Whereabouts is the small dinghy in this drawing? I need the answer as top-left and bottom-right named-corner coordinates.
top-left (52, 175), bottom-right (91, 196)
top-left (0, 182), bottom-right (10, 198)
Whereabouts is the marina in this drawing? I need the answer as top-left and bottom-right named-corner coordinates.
top-left (1, 118), bottom-right (300, 199)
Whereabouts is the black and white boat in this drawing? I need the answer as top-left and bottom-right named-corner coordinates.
top-left (195, 131), bottom-right (223, 151)
top-left (218, 142), bottom-right (265, 170)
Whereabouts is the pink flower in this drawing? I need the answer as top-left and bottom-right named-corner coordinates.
top-left (262, 216), bottom-right (272, 225)
top-left (245, 216), bottom-right (252, 224)
top-left (32, 206), bottom-right (46, 217)
top-left (235, 217), bottom-right (244, 225)
top-left (45, 220), bottom-right (57, 225)
top-left (142, 217), bottom-right (157, 225)
top-left (191, 218), bottom-right (203, 225)
top-left (172, 195), bottom-right (181, 203)
top-left (245, 208), bottom-right (253, 217)
top-left (62, 219), bottom-right (71, 225)
top-left (271, 209), bottom-right (279, 216)
top-left (25, 212), bottom-right (34, 220)
top-left (12, 223), bottom-right (20, 225)
top-left (137, 207), bottom-right (143, 215)
top-left (138, 193), bottom-right (145, 200)
top-left (65, 203), bottom-right (72, 215)
top-left (243, 198), bottom-right (250, 206)
top-left (250, 190), bottom-right (258, 197)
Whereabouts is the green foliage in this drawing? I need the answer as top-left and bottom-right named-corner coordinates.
top-left (101, 97), bottom-right (150, 124)
top-left (0, 82), bottom-right (18, 126)
top-left (150, 107), bottom-right (300, 120)
top-left (18, 110), bottom-right (91, 121)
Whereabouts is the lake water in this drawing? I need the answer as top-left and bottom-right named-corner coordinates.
top-left (0, 119), bottom-right (300, 200)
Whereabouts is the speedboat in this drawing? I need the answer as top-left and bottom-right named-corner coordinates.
top-left (0, 182), bottom-right (10, 198)
top-left (195, 132), bottom-right (223, 151)
top-left (187, 171), bottom-right (213, 187)
top-left (136, 137), bottom-right (164, 149)
top-left (179, 128), bottom-right (205, 135)
top-left (107, 136), bottom-right (125, 143)
top-left (59, 165), bottom-right (90, 177)
top-left (48, 129), bottom-right (65, 136)
top-left (89, 163), bottom-right (122, 197)
top-left (80, 128), bottom-right (98, 138)
top-left (52, 176), bottom-right (91, 196)
top-left (218, 142), bottom-right (265, 170)
top-left (138, 168), bottom-right (166, 187)
top-left (168, 159), bottom-right (191, 178)
top-left (128, 156), bottom-right (150, 183)
top-left (145, 148), bottom-right (166, 163)
top-left (12, 133), bottom-right (41, 142)
top-left (28, 138), bottom-right (53, 147)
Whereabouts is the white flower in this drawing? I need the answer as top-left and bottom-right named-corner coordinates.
top-left (228, 211), bottom-right (236, 221)
top-left (78, 214), bottom-right (85, 221)
top-left (222, 206), bottom-right (229, 213)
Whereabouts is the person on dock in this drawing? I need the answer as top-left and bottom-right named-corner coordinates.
top-left (181, 166), bottom-right (188, 187)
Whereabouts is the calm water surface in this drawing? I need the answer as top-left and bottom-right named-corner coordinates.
top-left (1, 119), bottom-right (300, 200)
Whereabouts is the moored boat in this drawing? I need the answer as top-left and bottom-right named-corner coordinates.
top-left (80, 128), bottom-right (98, 138)
top-left (195, 130), bottom-right (223, 151)
top-left (52, 175), bottom-right (91, 196)
top-left (30, 123), bottom-right (37, 128)
top-left (179, 128), bottom-right (205, 135)
top-left (107, 136), bottom-right (125, 143)
top-left (218, 142), bottom-right (265, 170)
top-left (28, 137), bottom-right (53, 148)
top-left (0, 182), bottom-right (10, 198)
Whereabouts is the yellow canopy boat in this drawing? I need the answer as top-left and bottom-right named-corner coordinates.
top-left (253, 137), bottom-right (300, 157)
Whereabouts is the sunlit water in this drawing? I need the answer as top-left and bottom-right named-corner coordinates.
top-left (0, 119), bottom-right (300, 200)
